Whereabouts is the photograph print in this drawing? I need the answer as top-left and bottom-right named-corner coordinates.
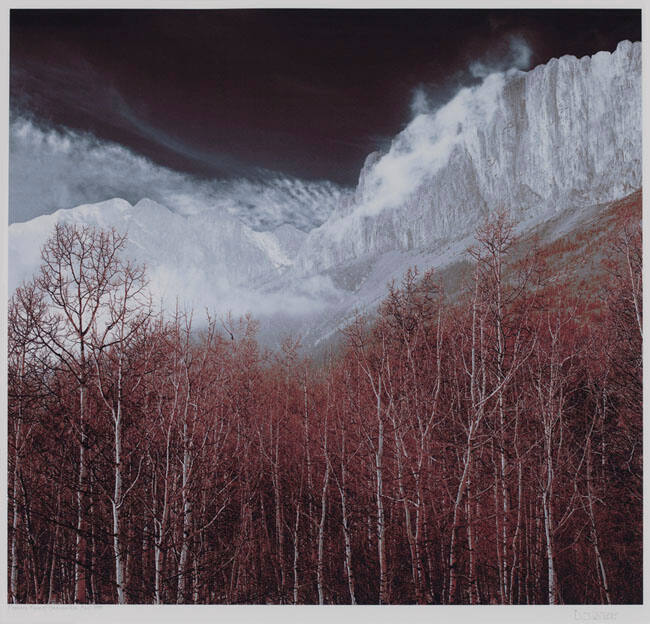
top-left (6, 7), bottom-right (643, 608)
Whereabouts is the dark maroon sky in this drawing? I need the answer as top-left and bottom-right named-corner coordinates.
top-left (10, 8), bottom-right (641, 185)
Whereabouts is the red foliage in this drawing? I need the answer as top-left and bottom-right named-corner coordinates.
top-left (7, 202), bottom-right (642, 604)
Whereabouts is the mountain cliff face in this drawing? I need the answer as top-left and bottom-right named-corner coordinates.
top-left (294, 40), bottom-right (641, 275)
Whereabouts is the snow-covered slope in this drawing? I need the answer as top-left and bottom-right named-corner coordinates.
top-left (8, 41), bottom-right (642, 348)
top-left (8, 198), bottom-right (321, 317)
top-left (295, 40), bottom-right (641, 275)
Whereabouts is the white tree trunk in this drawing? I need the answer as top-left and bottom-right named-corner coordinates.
top-left (542, 432), bottom-right (557, 605)
top-left (375, 380), bottom-right (388, 604)
top-left (112, 402), bottom-right (125, 604)
top-left (338, 437), bottom-right (357, 605)
top-left (317, 459), bottom-right (330, 604)
top-left (9, 416), bottom-right (22, 603)
top-left (292, 499), bottom-right (301, 605)
top-left (74, 383), bottom-right (88, 604)
top-left (177, 418), bottom-right (191, 604)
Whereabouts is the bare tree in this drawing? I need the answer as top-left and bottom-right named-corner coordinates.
top-left (31, 223), bottom-right (141, 603)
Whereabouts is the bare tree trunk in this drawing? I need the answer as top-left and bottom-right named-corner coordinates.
top-left (192, 555), bottom-right (200, 603)
top-left (448, 437), bottom-right (472, 603)
top-left (586, 436), bottom-right (611, 604)
top-left (141, 510), bottom-right (149, 601)
top-left (303, 379), bottom-right (315, 544)
top-left (495, 264), bottom-right (510, 605)
top-left (509, 453), bottom-right (523, 604)
top-left (375, 379), bottom-right (388, 605)
top-left (153, 522), bottom-right (163, 604)
top-left (338, 430), bottom-right (357, 605)
top-left (292, 498), bottom-right (301, 605)
top-left (316, 451), bottom-right (330, 604)
top-left (19, 470), bottom-right (42, 601)
top-left (414, 482), bottom-right (426, 603)
top-left (112, 402), bottom-right (126, 604)
top-left (542, 431), bottom-right (557, 605)
top-left (9, 420), bottom-right (22, 603)
top-left (89, 480), bottom-right (98, 602)
top-left (493, 441), bottom-right (506, 604)
top-left (393, 425), bottom-right (420, 603)
top-left (177, 423), bottom-right (191, 604)
top-left (272, 428), bottom-right (286, 600)
top-left (466, 474), bottom-right (477, 604)
top-left (423, 505), bottom-right (435, 601)
top-left (47, 485), bottom-right (62, 603)
top-left (495, 413), bottom-right (509, 604)
top-left (449, 268), bottom-right (484, 603)
top-left (74, 384), bottom-right (88, 604)
top-left (154, 416), bottom-right (173, 604)
top-left (62, 558), bottom-right (71, 603)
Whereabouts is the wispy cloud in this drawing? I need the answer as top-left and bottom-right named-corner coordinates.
top-left (9, 116), bottom-right (345, 230)
top-left (409, 35), bottom-right (533, 116)
top-left (11, 58), bottom-right (256, 179)
top-left (469, 35), bottom-right (533, 78)
top-left (409, 86), bottom-right (431, 117)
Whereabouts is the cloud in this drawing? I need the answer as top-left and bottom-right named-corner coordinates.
top-left (9, 116), bottom-right (345, 230)
top-left (469, 35), bottom-right (533, 78)
top-left (11, 58), bottom-right (253, 179)
top-left (350, 72), bottom-right (505, 222)
top-left (409, 86), bottom-right (432, 117)
top-left (409, 34), bottom-right (533, 116)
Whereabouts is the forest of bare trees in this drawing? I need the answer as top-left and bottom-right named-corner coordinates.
top-left (7, 203), bottom-right (642, 604)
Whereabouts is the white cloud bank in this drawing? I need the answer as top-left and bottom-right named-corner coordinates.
top-left (9, 117), bottom-right (345, 231)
